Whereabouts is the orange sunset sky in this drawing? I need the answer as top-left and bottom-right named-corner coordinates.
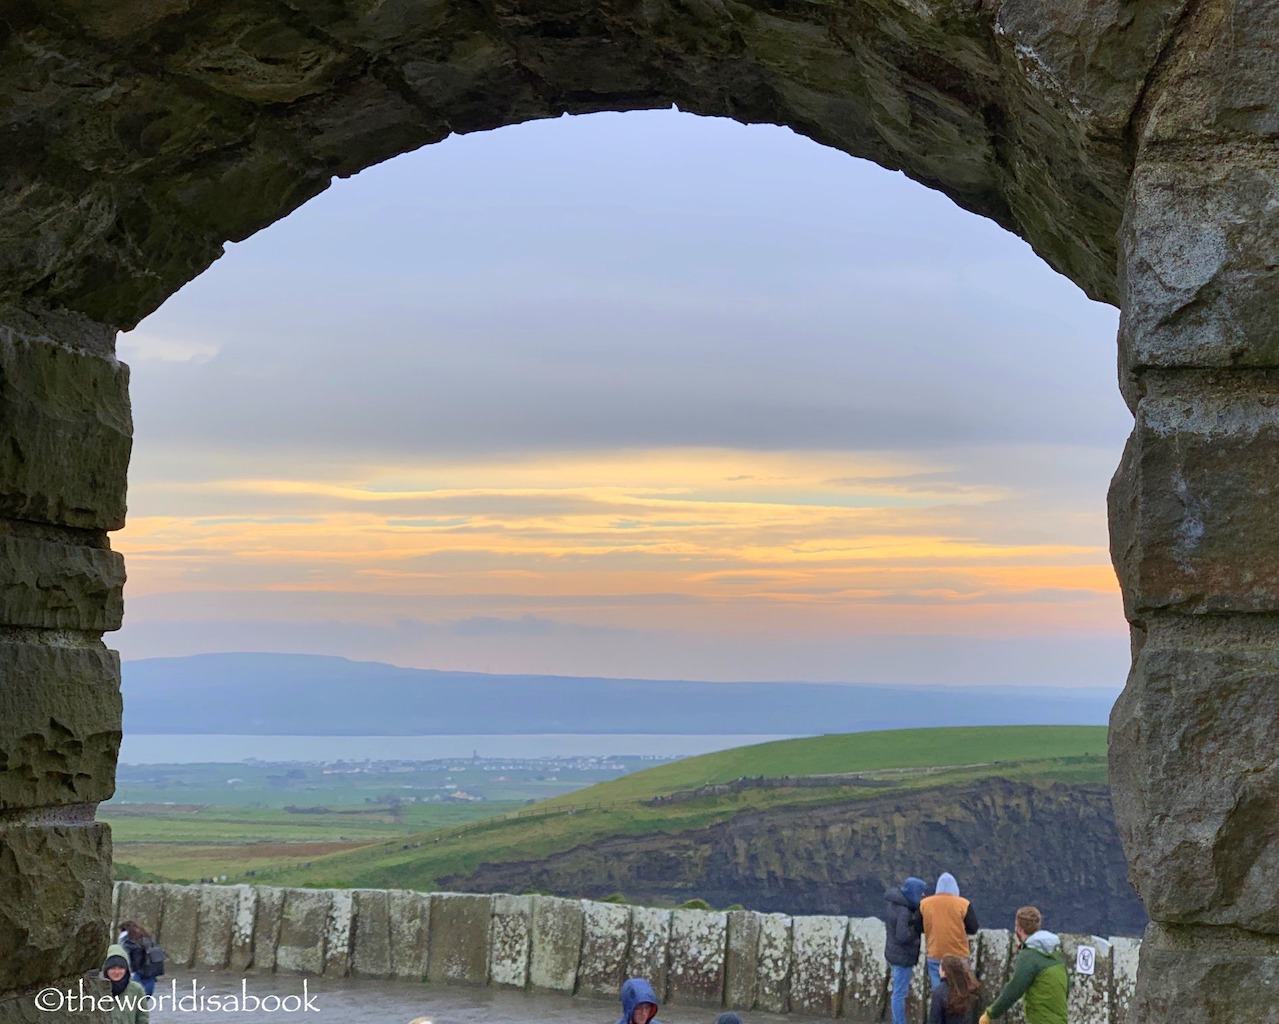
top-left (113, 110), bottom-right (1131, 688)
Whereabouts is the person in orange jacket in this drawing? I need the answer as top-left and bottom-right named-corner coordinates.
top-left (919, 872), bottom-right (979, 990)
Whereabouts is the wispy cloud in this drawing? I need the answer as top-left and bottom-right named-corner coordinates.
top-left (118, 334), bottom-right (220, 364)
top-left (113, 109), bottom-right (1129, 686)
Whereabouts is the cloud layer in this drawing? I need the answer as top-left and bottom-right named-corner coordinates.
top-left (114, 110), bottom-right (1130, 687)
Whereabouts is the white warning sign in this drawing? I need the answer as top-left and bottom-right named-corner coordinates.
top-left (1075, 945), bottom-right (1096, 976)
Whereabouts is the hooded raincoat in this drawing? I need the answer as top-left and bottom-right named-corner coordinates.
top-left (884, 877), bottom-right (927, 966)
top-left (102, 944), bottom-right (150, 1024)
top-left (615, 977), bottom-right (663, 1024)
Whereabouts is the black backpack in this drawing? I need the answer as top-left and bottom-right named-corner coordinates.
top-left (139, 937), bottom-right (167, 979)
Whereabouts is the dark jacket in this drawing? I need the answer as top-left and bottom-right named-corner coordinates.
top-left (884, 887), bottom-right (924, 967)
top-left (928, 980), bottom-right (982, 1024)
top-left (122, 935), bottom-right (164, 980)
top-left (615, 978), bottom-right (663, 1024)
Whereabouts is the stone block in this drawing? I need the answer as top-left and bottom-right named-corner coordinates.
top-left (1141, 4), bottom-right (1279, 144)
top-left (1110, 379), bottom-right (1279, 614)
top-left (906, 960), bottom-right (930, 1024)
top-left (0, 534), bottom-right (124, 632)
top-left (0, 333), bottom-right (130, 531)
top-left (387, 888), bottom-right (430, 982)
top-left (975, 929), bottom-right (1016, 1003)
top-left (1110, 936), bottom-right (1140, 1024)
top-left (350, 889), bottom-right (392, 979)
top-left (0, 823), bottom-right (111, 997)
top-left (275, 888), bottom-right (332, 975)
top-left (842, 916), bottom-right (887, 1021)
top-left (489, 893), bottom-right (531, 989)
top-left (755, 912), bottom-right (792, 1013)
top-left (322, 888), bottom-right (353, 977)
top-left (0, 643), bottom-right (120, 812)
top-left (1129, 922), bottom-right (1279, 1023)
top-left (1060, 933), bottom-right (1110, 1024)
top-left (157, 883), bottom-right (200, 968)
top-left (1110, 616), bottom-right (1279, 929)
top-left (193, 884), bottom-right (237, 969)
top-left (109, 880), bottom-right (121, 935)
top-left (426, 893), bottom-right (491, 985)
top-left (578, 899), bottom-right (631, 999)
top-left (228, 885), bottom-right (257, 972)
top-left (666, 909), bottom-right (726, 1007)
top-left (251, 886), bottom-right (285, 973)
top-left (115, 881), bottom-right (164, 942)
top-left (626, 906), bottom-right (672, 1000)
top-left (1120, 156), bottom-right (1279, 383)
top-left (790, 915), bottom-right (846, 1016)
top-left (528, 895), bottom-right (582, 993)
top-left (723, 910), bottom-right (761, 1011)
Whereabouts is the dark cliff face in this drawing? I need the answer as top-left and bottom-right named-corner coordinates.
top-left (443, 778), bottom-right (1147, 937)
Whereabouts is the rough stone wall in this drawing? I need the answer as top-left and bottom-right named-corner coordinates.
top-left (113, 883), bottom-right (1136, 1021)
top-left (0, 302), bottom-right (129, 1013)
top-left (0, 0), bottom-right (1192, 330)
top-left (1106, 0), bottom-right (1279, 1018)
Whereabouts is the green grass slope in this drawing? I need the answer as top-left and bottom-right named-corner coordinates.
top-left (549, 725), bottom-right (1107, 804)
top-left (256, 726), bottom-right (1107, 891)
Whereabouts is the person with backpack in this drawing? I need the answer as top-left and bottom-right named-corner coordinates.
top-left (119, 920), bottom-right (165, 997)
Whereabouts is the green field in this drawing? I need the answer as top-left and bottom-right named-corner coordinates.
top-left (546, 725), bottom-right (1109, 804)
top-left (104, 754), bottom-right (659, 882)
top-left (104, 801), bottom-right (525, 881)
top-left (253, 726), bottom-right (1108, 891)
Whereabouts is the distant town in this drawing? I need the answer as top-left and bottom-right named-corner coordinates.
top-left (111, 754), bottom-right (675, 810)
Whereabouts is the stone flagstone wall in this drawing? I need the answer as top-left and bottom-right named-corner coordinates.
top-left (114, 883), bottom-right (1139, 1022)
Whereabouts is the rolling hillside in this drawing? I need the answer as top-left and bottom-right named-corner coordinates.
top-left (542, 725), bottom-right (1109, 805)
top-left (249, 726), bottom-right (1129, 932)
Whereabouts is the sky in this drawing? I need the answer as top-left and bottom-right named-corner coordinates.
top-left (113, 108), bottom-right (1133, 687)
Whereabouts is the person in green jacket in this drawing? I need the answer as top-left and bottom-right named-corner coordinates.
top-left (102, 944), bottom-right (150, 1024)
top-left (979, 906), bottom-right (1068, 1024)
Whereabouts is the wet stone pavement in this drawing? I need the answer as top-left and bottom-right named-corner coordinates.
top-left (135, 971), bottom-right (840, 1023)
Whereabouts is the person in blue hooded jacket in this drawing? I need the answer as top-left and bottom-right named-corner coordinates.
top-left (884, 876), bottom-right (927, 1024)
top-left (616, 977), bottom-right (662, 1024)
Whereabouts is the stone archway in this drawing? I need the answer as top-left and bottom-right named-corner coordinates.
top-left (1, 2), bottom-right (1273, 1019)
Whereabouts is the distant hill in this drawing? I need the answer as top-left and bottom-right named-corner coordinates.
top-left (122, 652), bottom-right (1119, 735)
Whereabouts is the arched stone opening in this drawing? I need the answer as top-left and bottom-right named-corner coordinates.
top-left (1, 2), bottom-right (1274, 1020)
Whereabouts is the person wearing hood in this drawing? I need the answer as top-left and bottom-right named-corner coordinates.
top-left (102, 944), bottom-right (149, 1024)
top-left (919, 872), bottom-right (978, 990)
top-left (884, 876), bottom-right (927, 1024)
top-left (616, 977), bottom-right (662, 1024)
top-left (979, 906), bottom-right (1068, 1024)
